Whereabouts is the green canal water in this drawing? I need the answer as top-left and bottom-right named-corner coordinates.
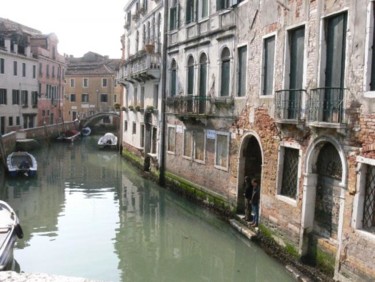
top-left (0, 136), bottom-right (294, 282)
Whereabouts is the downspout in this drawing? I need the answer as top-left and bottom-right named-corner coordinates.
top-left (159, 0), bottom-right (169, 186)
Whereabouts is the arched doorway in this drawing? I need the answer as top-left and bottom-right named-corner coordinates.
top-left (237, 134), bottom-right (263, 214)
top-left (301, 139), bottom-right (346, 273)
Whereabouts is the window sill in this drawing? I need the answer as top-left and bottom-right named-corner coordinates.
top-left (364, 91), bottom-right (375, 98)
top-left (276, 194), bottom-right (298, 207)
top-left (214, 164), bottom-right (229, 172)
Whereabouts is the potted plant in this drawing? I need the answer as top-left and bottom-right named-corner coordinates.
top-left (128, 105), bottom-right (134, 111)
top-left (135, 105), bottom-right (141, 111)
top-left (114, 103), bottom-right (121, 110)
top-left (144, 43), bottom-right (155, 54)
top-left (146, 105), bottom-right (154, 113)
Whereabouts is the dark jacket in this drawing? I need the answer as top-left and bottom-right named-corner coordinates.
top-left (244, 181), bottom-right (253, 199)
top-left (251, 185), bottom-right (260, 205)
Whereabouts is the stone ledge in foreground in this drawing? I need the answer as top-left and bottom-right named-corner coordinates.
top-left (0, 271), bottom-right (103, 282)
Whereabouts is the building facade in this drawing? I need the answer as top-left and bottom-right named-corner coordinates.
top-left (30, 33), bottom-right (66, 126)
top-left (118, 0), bottom-right (164, 169)
top-left (120, 0), bottom-right (375, 280)
top-left (64, 52), bottom-right (122, 125)
top-left (0, 18), bottom-right (39, 133)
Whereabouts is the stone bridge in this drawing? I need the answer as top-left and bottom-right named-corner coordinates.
top-left (79, 111), bottom-right (120, 128)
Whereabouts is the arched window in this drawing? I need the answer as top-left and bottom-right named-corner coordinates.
top-left (221, 47), bottom-right (230, 97)
top-left (187, 56), bottom-right (195, 95)
top-left (147, 22), bottom-right (151, 43)
top-left (171, 59), bottom-right (177, 97)
top-left (136, 31), bottom-right (139, 52)
top-left (199, 53), bottom-right (207, 97)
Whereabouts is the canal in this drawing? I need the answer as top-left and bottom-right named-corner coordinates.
top-left (0, 136), bottom-right (295, 282)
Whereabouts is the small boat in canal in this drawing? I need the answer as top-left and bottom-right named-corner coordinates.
top-left (0, 200), bottom-right (23, 271)
top-left (57, 129), bottom-right (81, 142)
top-left (81, 127), bottom-right (91, 137)
top-left (98, 133), bottom-right (118, 149)
top-left (6, 151), bottom-right (38, 177)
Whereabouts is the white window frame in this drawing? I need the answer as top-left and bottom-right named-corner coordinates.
top-left (275, 141), bottom-right (301, 207)
top-left (214, 131), bottom-right (230, 171)
top-left (83, 78), bottom-right (89, 88)
top-left (364, 1), bottom-right (375, 97)
top-left (167, 125), bottom-right (176, 154)
top-left (353, 156), bottom-right (375, 240)
top-left (193, 129), bottom-right (206, 164)
top-left (260, 33), bottom-right (277, 98)
top-left (183, 128), bottom-right (193, 159)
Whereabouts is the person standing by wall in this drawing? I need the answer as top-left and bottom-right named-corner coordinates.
top-left (243, 176), bottom-right (253, 221)
top-left (250, 178), bottom-right (260, 227)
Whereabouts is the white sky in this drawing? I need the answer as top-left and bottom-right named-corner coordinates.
top-left (1, 0), bottom-right (125, 58)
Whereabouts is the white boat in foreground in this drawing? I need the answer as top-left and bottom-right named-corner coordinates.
top-left (6, 151), bottom-right (38, 177)
top-left (0, 201), bottom-right (23, 271)
top-left (98, 133), bottom-right (118, 149)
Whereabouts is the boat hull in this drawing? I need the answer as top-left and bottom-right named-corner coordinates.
top-left (6, 152), bottom-right (38, 177)
top-left (0, 201), bottom-right (23, 271)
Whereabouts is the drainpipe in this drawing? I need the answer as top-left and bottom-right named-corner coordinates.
top-left (159, 0), bottom-right (168, 186)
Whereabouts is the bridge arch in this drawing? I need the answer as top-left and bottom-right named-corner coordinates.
top-left (79, 112), bottom-right (120, 128)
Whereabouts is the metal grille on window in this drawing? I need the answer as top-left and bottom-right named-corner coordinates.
top-left (317, 143), bottom-right (342, 179)
top-left (280, 148), bottom-right (298, 198)
top-left (363, 165), bottom-right (375, 232)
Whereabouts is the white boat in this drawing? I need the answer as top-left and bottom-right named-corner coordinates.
top-left (81, 127), bottom-right (91, 137)
top-left (7, 151), bottom-right (38, 177)
top-left (98, 133), bottom-right (118, 149)
top-left (0, 201), bottom-right (23, 271)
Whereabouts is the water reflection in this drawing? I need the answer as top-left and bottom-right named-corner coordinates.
top-left (0, 137), bottom-right (293, 282)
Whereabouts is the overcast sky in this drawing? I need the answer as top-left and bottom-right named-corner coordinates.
top-left (1, 0), bottom-right (124, 58)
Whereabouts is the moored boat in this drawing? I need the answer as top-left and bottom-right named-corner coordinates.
top-left (98, 133), bottom-right (118, 149)
top-left (0, 201), bottom-right (23, 271)
top-left (57, 129), bottom-right (81, 142)
top-left (81, 127), bottom-right (91, 137)
top-left (6, 151), bottom-right (38, 177)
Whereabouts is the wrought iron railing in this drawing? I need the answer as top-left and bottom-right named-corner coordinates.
top-left (308, 87), bottom-right (346, 124)
top-left (166, 96), bottom-right (212, 115)
top-left (275, 89), bottom-right (305, 121)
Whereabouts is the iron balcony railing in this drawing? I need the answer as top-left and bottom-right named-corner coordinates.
top-left (166, 95), bottom-right (212, 115)
top-left (275, 89), bottom-right (306, 122)
top-left (308, 87), bottom-right (346, 124)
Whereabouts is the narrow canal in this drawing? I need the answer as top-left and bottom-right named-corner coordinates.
top-left (0, 136), bottom-right (295, 282)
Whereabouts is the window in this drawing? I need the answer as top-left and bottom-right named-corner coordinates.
top-left (187, 56), bottom-right (195, 95)
top-left (12, 90), bottom-right (20, 104)
top-left (16, 116), bottom-right (20, 125)
top-left (0, 58), bottom-right (4, 74)
top-left (132, 122), bottom-right (136, 134)
top-left (167, 126), bottom-right (176, 152)
top-left (46, 64), bottom-right (50, 78)
top-left (52, 66), bottom-right (55, 78)
top-left (262, 35), bottom-right (276, 96)
top-left (140, 124), bottom-right (144, 148)
top-left (186, 0), bottom-right (195, 24)
top-left (134, 87), bottom-right (138, 106)
top-left (101, 94), bottom-right (108, 102)
top-left (140, 86), bottom-right (145, 109)
top-left (102, 78), bottom-right (108, 87)
top-left (70, 79), bottom-right (75, 87)
top-left (170, 1), bottom-right (179, 31)
top-left (279, 147), bottom-right (299, 199)
top-left (13, 61), bottom-right (17, 76)
top-left (70, 94), bottom-right (76, 102)
top-left (220, 47), bottom-right (230, 97)
top-left (124, 121), bottom-right (128, 132)
top-left (363, 165), bottom-right (375, 232)
top-left (31, 91), bottom-right (38, 107)
top-left (217, 0), bottom-right (229, 11)
top-left (199, 0), bottom-right (208, 19)
top-left (22, 63), bottom-right (26, 77)
top-left (183, 130), bottom-right (193, 158)
top-left (215, 132), bottom-right (229, 169)
top-left (33, 65), bottom-right (36, 78)
top-left (39, 63), bottom-right (42, 76)
top-left (199, 53), bottom-right (207, 113)
top-left (82, 94), bottom-right (89, 102)
top-left (0, 89), bottom-right (7, 104)
top-left (21, 90), bottom-right (28, 106)
top-left (170, 59), bottom-right (177, 97)
top-left (194, 130), bottom-right (205, 161)
top-left (237, 46), bottom-right (247, 97)
top-left (83, 78), bottom-right (89, 88)
top-left (9, 117), bottom-right (13, 126)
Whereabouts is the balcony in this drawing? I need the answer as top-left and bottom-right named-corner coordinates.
top-left (118, 50), bottom-right (161, 83)
top-left (166, 95), bottom-right (234, 121)
top-left (307, 87), bottom-right (347, 127)
top-left (275, 89), bottom-right (306, 123)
